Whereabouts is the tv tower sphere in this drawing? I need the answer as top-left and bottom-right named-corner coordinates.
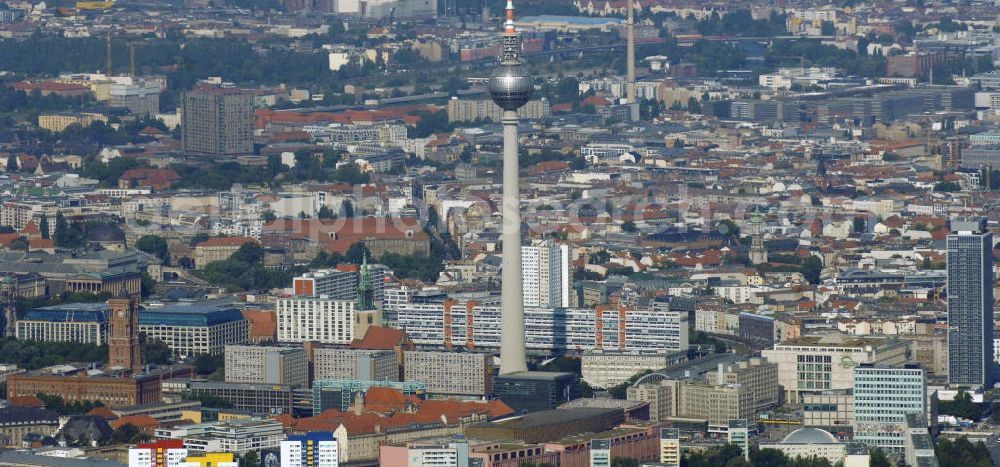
top-left (489, 2), bottom-right (532, 111)
top-left (489, 64), bottom-right (533, 111)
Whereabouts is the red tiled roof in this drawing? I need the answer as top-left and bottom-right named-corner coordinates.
top-left (9, 395), bottom-right (45, 408)
top-left (119, 168), bottom-right (180, 190)
top-left (269, 131), bottom-right (312, 143)
top-left (351, 326), bottom-right (410, 350)
top-left (263, 218), bottom-right (428, 254)
top-left (551, 103), bottom-right (573, 113)
top-left (139, 126), bottom-right (165, 136)
top-left (111, 415), bottom-right (159, 430)
top-left (29, 239), bottom-right (54, 250)
top-left (137, 439), bottom-right (184, 450)
top-left (582, 95), bottom-right (611, 107)
top-left (532, 160), bottom-right (569, 174)
top-left (241, 309), bottom-right (276, 341)
top-left (278, 391), bottom-right (513, 436)
top-left (10, 81), bottom-right (89, 93)
top-left (86, 406), bottom-right (117, 419)
top-left (0, 233), bottom-right (22, 247)
top-left (22, 220), bottom-right (40, 236)
top-left (336, 263), bottom-right (360, 273)
top-left (365, 387), bottom-right (406, 406)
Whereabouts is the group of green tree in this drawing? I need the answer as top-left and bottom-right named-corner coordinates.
top-left (0, 338), bottom-right (107, 370)
top-left (768, 39), bottom-right (887, 78)
top-left (198, 243), bottom-right (292, 292)
top-left (36, 393), bottom-right (105, 415)
top-left (690, 329), bottom-right (731, 354)
top-left (408, 110), bottom-right (455, 138)
top-left (39, 118), bottom-right (169, 158)
top-left (110, 423), bottom-right (151, 445)
top-left (0, 337), bottom-right (173, 371)
top-left (695, 11), bottom-right (788, 37)
top-left (48, 216), bottom-right (142, 254)
top-left (135, 235), bottom-right (170, 265)
top-left (0, 35), bottom-right (348, 111)
top-left (1, 25), bottom-right (462, 113)
top-left (182, 392), bottom-right (234, 409)
top-left (170, 150), bottom-right (368, 191)
top-left (485, 0), bottom-right (577, 17)
top-left (750, 254), bottom-right (824, 284)
top-left (194, 353), bottom-right (225, 380)
top-left (139, 334), bottom-right (173, 366)
top-left (52, 211), bottom-right (86, 248)
top-left (938, 390), bottom-right (982, 421)
top-left (78, 157), bottom-right (143, 187)
top-left (687, 444), bottom-right (883, 467)
top-left (522, 460), bottom-right (638, 467)
top-left (0, 85), bottom-right (92, 124)
top-left (935, 437), bottom-right (994, 467)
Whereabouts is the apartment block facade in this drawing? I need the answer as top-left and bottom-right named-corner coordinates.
top-left (224, 345), bottom-right (308, 388)
top-left (402, 351), bottom-right (494, 397)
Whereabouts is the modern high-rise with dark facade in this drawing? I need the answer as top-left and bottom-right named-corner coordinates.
top-left (181, 82), bottom-right (254, 157)
top-left (947, 217), bottom-right (994, 388)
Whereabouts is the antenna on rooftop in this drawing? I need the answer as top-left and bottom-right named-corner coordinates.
top-left (106, 31), bottom-right (113, 77)
top-left (129, 42), bottom-right (136, 78)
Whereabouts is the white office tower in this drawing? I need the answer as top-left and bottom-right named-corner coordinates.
top-left (659, 428), bottom-right (681, 466)
top-left (281, 435), bottom-right (339, 467)
top-left (853, 363), bottom-right (927, 453)
top-left (277, 297), bottom-right (356, 344)
top-left (522, 240), bottom-right (570, 308)
top-left (128, 446), bottom-right (188, 467)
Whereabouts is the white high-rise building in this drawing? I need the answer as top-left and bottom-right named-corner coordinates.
top-left (590, 439), bottom-right (611, 467)
top-left (277, 297), bottom-right (356, 344)
top-left (128, 444), bottom-right (188, 467)
top-left (281, 434), bottom-right (339, 467)
top-left (853, 363), bottom-right (927, 452)
top-left (659, 428), bottom-right (681, 466)
top-left (522, 240), bottom-right (570, 308)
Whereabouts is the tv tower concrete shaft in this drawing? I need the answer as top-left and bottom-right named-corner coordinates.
top-left (499, 109), bottom-right (526, 374)
top-left (627, 0), bottom-right (636, 104)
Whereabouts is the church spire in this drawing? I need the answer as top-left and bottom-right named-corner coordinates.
top-left (357, 253), bottom-right (374, 311)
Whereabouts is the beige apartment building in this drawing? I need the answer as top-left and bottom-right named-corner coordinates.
top-left (38, 112), bottom-right (108, 132)
top-left (193, 237), bottom-right (258, 269)
top-left (181, 82), bottom-right (255, 157)
top-left (627, 357), bottom-right (779, 430)
top-left (446, 97), bottom-right (550, 123)
top-left (402, 351), bottom-right (494, 397)
top-left (224, 345), bottom-right (308, 388)
top-left (581, 350), bottom-right (687, 389)
top-left (761, 334), bottom-right (910, 402)
top-left (313, 348), bottom-right (398, 382)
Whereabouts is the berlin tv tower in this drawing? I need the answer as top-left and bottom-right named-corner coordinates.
top-left (626, 0), bottom-right (636, 104)
top-left (489, 0), bottom-right (532, 375)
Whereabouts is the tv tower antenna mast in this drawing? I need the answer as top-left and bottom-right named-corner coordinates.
top-left (626, 0), bottom-right (636, 104)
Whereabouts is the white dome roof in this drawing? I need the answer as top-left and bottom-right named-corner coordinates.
top-left (782, 428), bottom-right (839, 444)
